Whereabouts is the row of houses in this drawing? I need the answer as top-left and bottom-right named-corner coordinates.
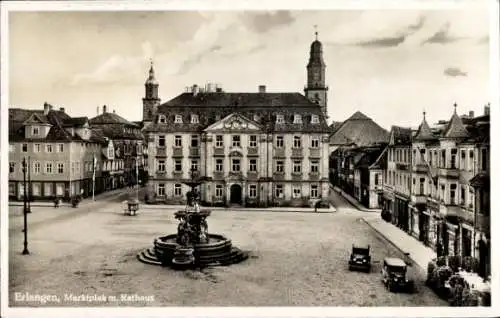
top-left (330, 104), bottom-right (491, 279)
top-left (8, 103), bottom-right (146, 201)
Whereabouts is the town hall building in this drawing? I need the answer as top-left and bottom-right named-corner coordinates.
top-left (142, 34), bottom-right (331, 207)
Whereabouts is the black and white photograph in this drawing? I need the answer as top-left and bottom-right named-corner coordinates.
top-left (0, 1), bottom-right (497, 317)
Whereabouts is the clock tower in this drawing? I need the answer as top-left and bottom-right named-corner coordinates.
top-left (304, 28), bottom-right (328, 119)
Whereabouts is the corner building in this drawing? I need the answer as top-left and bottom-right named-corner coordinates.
top-left (142, 36), bottom-right (331, 206)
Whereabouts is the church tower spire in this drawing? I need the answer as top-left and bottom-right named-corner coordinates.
top-left (304, 26), bottom-right (329, 119)
top-left (142, 59), bottom-right (161, 122)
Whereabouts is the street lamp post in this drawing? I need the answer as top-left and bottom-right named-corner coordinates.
top-left (22, 157), bottom-right (30, 255)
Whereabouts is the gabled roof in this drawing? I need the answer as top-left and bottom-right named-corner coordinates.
top-left (329, 121), bottom-right (343, 134)
top-left (442, 110), bottom-right (470, 139)
top-left (329, 111), bottom-right (389, 147)
top-left (354, 146), bottom-right (386, 169)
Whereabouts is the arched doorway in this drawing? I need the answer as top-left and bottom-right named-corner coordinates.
top-left (230, 184), bottom-right (242, 204)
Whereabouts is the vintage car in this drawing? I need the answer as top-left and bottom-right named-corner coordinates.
top-left (348, 244), bottom-right (371, 272)
top-left (381, 257), bottom-right (415, 293)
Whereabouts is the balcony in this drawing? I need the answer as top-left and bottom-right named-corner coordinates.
top-left (156, 147), bottom-right (167, 157)
top-left (189, 147), bottom-right (200, 158)
top-left (213, 171), bottom-right (225, 180)
top-left (213, 147), bottom-right (225, 157)
top-left (309, 148), bottom-right (321, 158)
top-left (291, 172), bottom-right (303, 181)
top-left (291, 148), bottom-right (303, 158)
top-left (228, 171), bottom-right (243, 179)
top-left (413, 164), bottom-right (428, 173)
top-left (247, 171), bottom-right (259, 180)
top-left (172, 147), bottom-right (183, 158)
top-left (156, 171), bottom-right (167, 178)
top-left (247, 147), bottom-right (259, 157)
top-left (309, 172), bottom-right (320, 181)
top-left (396, 163), bottom-right (409, 171)
top-left (173, 171), bottom-right (183, 179)
top-left (273, 147), bottom-right (286, 158)
top-left (439, 168), bottom-right (459, 179)
top-left (411, 194), bottom-right (427, 204)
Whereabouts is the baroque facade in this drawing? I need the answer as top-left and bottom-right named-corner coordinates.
top-left (142, 36), bottom-right (331, 207)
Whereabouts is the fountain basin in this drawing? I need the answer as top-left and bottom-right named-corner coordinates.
top-left (143, 233), bottom-right (247, 268)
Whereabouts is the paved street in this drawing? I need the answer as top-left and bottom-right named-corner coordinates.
top-left (8, 189), bottom-right (446, 307)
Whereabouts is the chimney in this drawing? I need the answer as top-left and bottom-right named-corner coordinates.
top-left (469, 111), bottom-right (474, 118)
top-left (192, 84), bottom-right (199, 96)
top-left (60, 107), bottom-right (65, 113)
top-left (43, 102), bottom-right (50, 115)
top-left (216, 87), bottom-right (222, 93)
top-left (484, 103), bottom-right (490, 116)
top-left (103, 105), bottom-right (107, 113)
top-left (258, 85), bottom-right (266, 93)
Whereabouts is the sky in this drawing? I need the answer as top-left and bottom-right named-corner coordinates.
top-left (8, 7), bottom-right (491, 129)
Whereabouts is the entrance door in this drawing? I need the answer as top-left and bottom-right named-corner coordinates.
top-left (230, 184), bottom-right (242, 204)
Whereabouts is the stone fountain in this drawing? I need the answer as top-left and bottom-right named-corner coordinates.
top-left (137, 171), bottom-right (248, 269)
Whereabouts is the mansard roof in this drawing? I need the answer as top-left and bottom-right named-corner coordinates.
top-left (143, 91), bottom-right (329, 134)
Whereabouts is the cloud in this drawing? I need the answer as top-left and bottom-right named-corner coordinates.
top-left (421, 22), bottom-right (463, 45)
top-left (444, 67), bottom-right (467, 77)
top-left (241, 11), bottom-right (295, 34)
top-left (353, 15), bottom-right (425, 48)
top-left (176, 44), bottom-right (224, 75)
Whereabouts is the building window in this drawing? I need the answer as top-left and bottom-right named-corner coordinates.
top-left (232, 159), bottom-right (240, 172)
top-left (191, 114), bottom-right (199, 124)
top-left (157, 159), bottom-right (166, 172)
top-left (9, 144), bottom-right (14, 152)
top-left (22, 143), bottom-right (28, 152)
top-left (481, 148), bottom-right (488, 171)
top-left (45, 162), bottom-right (53, 174)
top-left (419, 178), bottom-right (425, 195)
top-left (249, 135), bottom-right (257, 148)
top-left (311, 185), bottom-right (319, 198)
top-left (9, 162), bottom-right (15, 173)
top-left (276, 160), bottom-right (284, 173)
top-left (33, 162), bottom-right (41, 174)
top-left (46, 144), bottom-right (53, 153)
top-left (460, 150), bottom-right (466, 170)
top-left (461, 186), bottom-right (466, 205)
top-left (311, 137), bottom-right (319, 148)
top-left (310, 160), bottom-right (319, 173)
top-left (249, 184), bottom-right (257, 198)
top-left (56, 162), bottom-right (64, 174)
top-left (276, 136), bottom-right (284, 148)
top-left (311, 115), bottom-right (319, 124)
top-left (191, 135), bottom-right (199, 147)
top-left (293, 136), bottom-right (301, 148)
top-left (158, 183), bottom-right (165, 196)
top-left (174, 115), bottom-right (183, 123)
top-left (191, 160), bottom-right (198, 171)
top-left (32, 127), bottom-right (39, 135)
top-left (33, 144), bottom-right (41, 153)
top-left (158, 115), bottom-right (166, 123)
top-left (174, 184), bottom-right (182, 196)
top-left (292, 185), bottom-right (301, 198)
top-left (215, 185), bottom-right (224, 198)
top-left (249, 159), bottom-right (257, 172)
top-left (174, 160), bottom-right (182, 172)
top-left (450, 148), bottom-right (457, 169)
top-left (215, 135), bottom-right (224, 148)
top-left (293, 114), bottom-right (302, 124)
top-left (450, 184), bottom-right (456, 205)
top-left (276, 114), bottom-right (284, 124)
top-left (58, 143), bottom-right (64, 152)
top-left (275, 184), bottom-right (283, 198)
top-left (293, 161), bottom-right (302, 173)
top-left (441, 150), bottom-right (446, 168)
top-left (215, 159), bottom-right (223, 172)
top-left (375, 174), bottom-right (380, 185)
top-left (174, 135), bottom-right (182, 147)
top-left (232, 135), bottom-right (241, 147)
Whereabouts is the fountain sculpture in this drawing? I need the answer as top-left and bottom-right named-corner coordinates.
top-left (137, 170), bottom-right (248, 269)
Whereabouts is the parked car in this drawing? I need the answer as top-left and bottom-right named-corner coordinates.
top-left (381, 257), bottom-right (415, 293)
top-left (348, 244), bottom-right (371, 272)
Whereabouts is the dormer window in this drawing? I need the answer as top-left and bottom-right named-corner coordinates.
top-left (32, 127), bottom-right (39, 135)
top-left (158, 115), bottom-right (166, 123)
top-left (293, 114), bottom-right (302, 124)
top-left (276, 114), bottom-right (284, 124)
top-left (311, 115), bottom-right (319, 124)
top-left (191, 114), bottom-right (199, 124)
top-left (175, 115), bottom-right (183, 124)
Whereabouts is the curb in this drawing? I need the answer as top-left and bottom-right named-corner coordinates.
top-left (360, 217), bottom-right (427, 275)
top-left (139, 205), bottom-right (337, 214)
